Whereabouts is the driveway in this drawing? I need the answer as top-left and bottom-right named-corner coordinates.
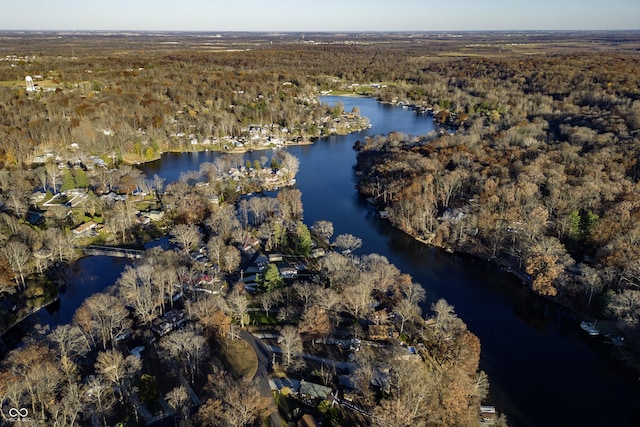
top-left (239, 330), bottom-right (283, 427)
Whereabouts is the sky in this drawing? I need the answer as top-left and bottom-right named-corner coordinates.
top-left (1, 0), bottom-right (638, 32)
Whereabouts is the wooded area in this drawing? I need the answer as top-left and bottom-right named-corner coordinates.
top-left (0, 31), bottom-right (638, 425)
top-left (355, 47), bottom-right (640, 352)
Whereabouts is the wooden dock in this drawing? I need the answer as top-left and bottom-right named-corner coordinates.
top-left (83, 245), bottom-right (144, 259)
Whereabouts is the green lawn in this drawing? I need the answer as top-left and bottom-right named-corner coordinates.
top-left (249, 311), bottom-right (280, 326)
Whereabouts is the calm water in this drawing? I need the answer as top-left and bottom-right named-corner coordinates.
top-left (19, 97), bottom-right (640, 426)
top-left (142, 96), bottom-right (640, 426)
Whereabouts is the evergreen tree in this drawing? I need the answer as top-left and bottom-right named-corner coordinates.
top-left (258, 264), bottom-right (283, 292)
top-left (295, 222), bottom-right (312, 256)
top-left (61, 169), bottom-right (76, 192)
top-left (74, 168), bottom-right (89, 188)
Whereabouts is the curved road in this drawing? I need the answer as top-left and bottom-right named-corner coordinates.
top-left (239, 330), bottom-right (283, 427)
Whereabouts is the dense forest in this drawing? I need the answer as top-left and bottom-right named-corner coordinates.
top-left (0, 31), bottom-right (639, 425)
top-left (355, 50), bottom-right (640, 354)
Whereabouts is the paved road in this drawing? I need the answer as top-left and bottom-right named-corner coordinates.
top-left (239, 330), bottom-right (283, 427)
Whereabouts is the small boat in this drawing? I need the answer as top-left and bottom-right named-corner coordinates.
top-left (604, 335), bottom-right (625, 346)
top-left (580, 321), bottom-right (599, 336)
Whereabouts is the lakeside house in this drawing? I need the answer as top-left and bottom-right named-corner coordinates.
top-left (367, 324), bottom-right (397, 341)
top-left (72, 221), bottom-right (97, 236)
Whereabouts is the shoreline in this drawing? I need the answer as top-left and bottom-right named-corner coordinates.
top-left (0, 296), bottom-right (60, 338)
top-left (366, 197), bottom-right (640, 375)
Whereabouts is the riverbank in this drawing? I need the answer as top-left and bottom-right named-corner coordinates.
top-left (118, 98), bottom-right (370, 166)
top-left (367, 195), bottom-right (640, 376)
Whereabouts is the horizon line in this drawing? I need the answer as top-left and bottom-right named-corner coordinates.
top-left (1, 29), bottom-right (639, 34)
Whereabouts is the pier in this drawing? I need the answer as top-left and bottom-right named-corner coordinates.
top-left (83, 245), bottom-right (144, 259)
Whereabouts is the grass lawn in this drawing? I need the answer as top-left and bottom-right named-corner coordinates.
top-left (249, 311), bottom-right (280, 326)
top-left (219, 337), bottom-right (258, 380)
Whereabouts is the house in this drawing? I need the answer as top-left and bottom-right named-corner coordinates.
top-left (163, 309), bottom-right (188, 328)
top-left (241, 236), bottom-right (261, 252)
top-left (244, 265), bottom-right (264, 275)
top-left (30, 191), bottom-right (47, 203)
top-left (152, 321), bottom-right (173, 336)
top-left (72, 221), bottom-right (97, 235)
top-left (240, 274), bottom-right (258, 283)
top-left (367, 324), bottom-right (396, 341)
top-left (147, 210), bottom-right (165, 221)
top-left (480, 405), bottom-right (496, 423)
top-left (269, 377), bottom-right (301, 394)
top-left (255, 255), bottom-right (269, 265)
top-left (280, 267), bottom-right (298, 279)
top-left (299, 379), bottom-right (332, 402)
top-left (372, 306), bottom-right (391, 324)
top-left (268, 253), bottom-right (283, 262)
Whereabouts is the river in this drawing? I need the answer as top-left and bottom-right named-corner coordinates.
top-left (14, 96), bottom-right (640, 426)
top-left (142, 96), bottom-right (640, 426)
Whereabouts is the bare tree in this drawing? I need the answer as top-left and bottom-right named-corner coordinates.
top-left (171, 223), bottom-right (203, 255)
top-left (166, 385), bottom-right (191, 422)
top-left (372, 357), bottom-right (434, 427)
top-left (2, 343), bottom-right (63, 421)
top-left (49, 324), bottom-right (90, 361)
top-left (95, 349), bottom-right (141, 403)
top-left (334, 233), bottom-right (362, 255)
top-left (258, 291), bottom-right (281, 318)
top-left (73, 293), bottom-right (132, 350)
top-left (313, 286), bottom-right (342, 318)
top-left (198, 372), bottom-right (271, 427)
top-left (1, 240), bottom-right (32, 288)
top-left (205, 204), bottom-right (240, 240)
top-left (278, 325), bottom-right (302, 366)
top-left (84, 375), bottom-right (116, 427)
top-left (395, 299), bottom-right (422, 336)
top-left (298, 305), bottom-right (331, 342)
top-left (44, 227), bottom-right (75, 263)
top-left (404, 282), bottom-right (427, 306)
top-left (342, 276), bottom-right (373, 320)
top-left (227, 289), bottom-right (249, 329)
top-left (107, 200), bottom-right (136, 242)
top-left (49, 382), bottom-right (84, 427)
top-left (277, 151), bottom-right (300, 181)
top-left (221, 246), bottom-right (240, 274)
top-left (247, 196), bottom-right (268, 226)
top-left (277, 188), bottom-right (303, 222)
top-left (117, 264), bottom-right (159, 324)
top-left (34, 166), bottom-right (48, 192)
top-left (360, 253), bottom-right (400, 291)
top-left (0, 252), bottom-right (19, 296)
top-left (160, 329), bottom-right (210, 384)
top-left (580, 264), bottom-right (603, 307)
top-left (431, 298), bottom-right (456, 336)
top-left (46, 162), bottom-right (61, 194)
top-left (608, 289), bottom-right (640, 331)
top-left (292, 281), bottom-right (315, 312)
top-left (207, 235), bottom-right (225, 267)
top-left (311, 220), bottom-right (334, 243)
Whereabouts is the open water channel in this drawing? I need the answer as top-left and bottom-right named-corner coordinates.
top-left (14, 96), bottom-right (640, 426)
